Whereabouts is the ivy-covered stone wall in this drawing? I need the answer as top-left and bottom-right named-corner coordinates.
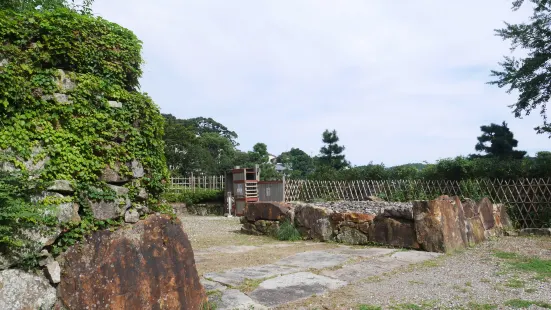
top-left (0, 8), bottom-right (169, 269)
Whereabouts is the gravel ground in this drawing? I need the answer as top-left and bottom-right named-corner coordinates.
top-left (277, 236), bottom-right (551, 310)
top-left (179, 215), bottom-right (339, 276)
top-left (181, 215), bottom-right (551, 309)
top-left (294, 201), bottom-right (413, 219)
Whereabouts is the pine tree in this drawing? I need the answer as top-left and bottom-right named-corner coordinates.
top-left (474, 121), bottom-right (527, 159)
top-left (318, 129), bottom-right (349, 170)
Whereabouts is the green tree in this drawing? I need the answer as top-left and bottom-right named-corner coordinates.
top-left (473, 121), bottom-right (526, 159)
top-left (182, 117), bottom-right (239, 147)
top-left (318, 129), bottom-right (349, 170)
top-left (278, 148), bottom-right (314, 179)
top-left (489, 0), bottom-right (551, 136)
top-left (162, 114), bottom-right (239, 175)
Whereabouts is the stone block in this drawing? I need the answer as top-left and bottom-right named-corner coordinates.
top-left (108, 100), bottom-right (123, 108)
top-left (125, 209), bottom-right (140, 223)
top-left (47, 180), bottom-right (74, 194)
top-left (245, 202), bottom-right (293, 222)
top-left (413, 196), bottom-right (467, 253)
top-left (336, 226), bottom-right (368, 245)
top-left (58, 215), bottom-right (207, 309)
top-left (0, 269), bottom-right (57, 310)
top-left (368, 216), bottom-right (419, 249)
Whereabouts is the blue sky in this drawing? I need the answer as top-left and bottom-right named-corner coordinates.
top-left (92, 0), bottom-right (549, 166)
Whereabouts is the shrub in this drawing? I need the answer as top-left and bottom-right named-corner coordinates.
top-left (162, 189), bottom-right (224, 205)
top-left (276, 219), bottom-right (302, 241)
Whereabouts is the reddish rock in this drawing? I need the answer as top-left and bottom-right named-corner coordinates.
top-left (462, 199), bottom-right (486, 246)
top-left (368, 216), bottom-right (419, 249)
top-left (57, 215), bottom-right (206, 310)
top-left (478, 198), bottom-right (496, 230)
top-left (495, 203), bottom-right (512, 229)
top-left (461, 198), bottom-right (479, 219)
top-left (413, 197), bottom-right (467, 253)
top-left (244, 202), bottom-right (293, 222)
top-left (345, 212), bottom-right (376, 223)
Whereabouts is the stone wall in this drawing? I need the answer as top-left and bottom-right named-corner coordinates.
top-left (241, 196), bottom-right (512, 253)
top-left (170, 202), bottom-right (225, 216)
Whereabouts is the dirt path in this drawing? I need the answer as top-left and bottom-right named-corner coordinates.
top-left (182, 215), bottom-right (551, 310)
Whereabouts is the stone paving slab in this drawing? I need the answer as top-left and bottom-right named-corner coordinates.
top-left (195, 245), bottom-right (259, 255)
top-left (320, 252), bottom-right (441, 283)
top-left (390, 250), bottom-right (442, 263)
top-left (204, 264), bottom-right (304, 286)
top-left (201, 278), bottom-right (227, 292)
top-left (248, 272), bottom-right (347, 307)
top-left (214, 289), bottom-right (267, 310)
top-left (327, 247), bottom-right (397, 257)
top-left (275, 250), bottom-right (350, 269)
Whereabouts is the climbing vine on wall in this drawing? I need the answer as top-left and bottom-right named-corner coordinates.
top-left (0, 8), bottom-right (169, 261)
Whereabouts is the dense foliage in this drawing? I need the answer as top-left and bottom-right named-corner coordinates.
top-left (0, 8), bottom-right (167, 193)
top-left (0, 168), bottom-right (55, 260)
top-left (0, 8), bottom-right (168, 260)
top-left (162, 189), bottom-right (224, 205)
top-left (490, 0), bottom-right (551, 137)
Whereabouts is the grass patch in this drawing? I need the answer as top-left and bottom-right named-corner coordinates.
top-left (505, 278), bottom-right (525, 288)
top-left (504, 299), bottom-right (551, 309)
top-left (510, 257), bottom-right (551, 279)
top-left (276, 220), bottom-right (302, 241)
top-left (358, 305), bottom-right (382, 310)
top-left (408, 280), bottom-right (424, 285)
top-left (494, 251), bottom-right (519, 260)
top-left (236, 278), bottom-right (267, 293)
top-left (467, 302), bottom-right (497, 310)
top-left (465, 281), bottom-right (472, 287)
top-left (525, 288), bottom-right (537, 293)
top-left (480, 278), bottom-right (491, 283)
top-left (389, 301), bottom-right (437, 310)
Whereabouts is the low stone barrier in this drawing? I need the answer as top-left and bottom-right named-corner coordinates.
top-left (241, 196), bottom-right (512, 253)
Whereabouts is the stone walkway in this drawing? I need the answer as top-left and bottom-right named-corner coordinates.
top-left (198, 244), bottom-right (441, 309)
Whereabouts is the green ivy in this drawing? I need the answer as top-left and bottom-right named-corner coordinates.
top-left (0, 8), bottom-right (169, 262)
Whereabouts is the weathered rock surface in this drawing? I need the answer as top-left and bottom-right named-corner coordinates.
top-left (294, 204), bottom-right (334, 240)
top-left (99, 162), bottom-right (130, 184)
top-left (124, 209), bottom-right (140, 223)
top-left (131, 159), bottom-right (144, 178)
top-left (369, 216), bottom-right (419, 248)
top-left (57, 214), bottom-right (206, 310)
top-left (47, 180), bottom-right (74, 194)
top-left (89, 185), bottom-right (131, 220)
top-left (462, 199), bottom-right (486, 246)
top-left (89, 198), bottom-right (129, 220)
top-left (248, 272), bottom-right (346, 307)
top-left (413, 196), bottom-right (467, 253)
top-left (56, 69), bottom-right (76, 91)
top-left (45, 261), bottom-right (61, 284)
top-left (108, 100), bottom-right (123, 108)
top-left (245, 202), bottom-right (293, 222)
top-left (336, 226), bottom-right (369, 245)
top-left (0, 269), bottom-right (57, 310)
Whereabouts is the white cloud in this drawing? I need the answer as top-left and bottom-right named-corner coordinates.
top-left (93, 0), bottom-right (549, 166)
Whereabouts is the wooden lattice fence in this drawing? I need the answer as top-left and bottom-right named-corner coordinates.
top-left (285, 179), bottom-right (551, 229)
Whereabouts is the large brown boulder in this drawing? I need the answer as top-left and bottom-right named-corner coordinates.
top-left (368, 216), bottom-right (419, 249)
top-left (413, 196), bottom-right (468, 253)
top-left (462, 199), bottom-right (486, 246)
top-left (294, 204), bottom-right (335, 241)
top-left (57, 215), bottom-right (206, 310)
top-left (245, 202), bottom-right (293, 222)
